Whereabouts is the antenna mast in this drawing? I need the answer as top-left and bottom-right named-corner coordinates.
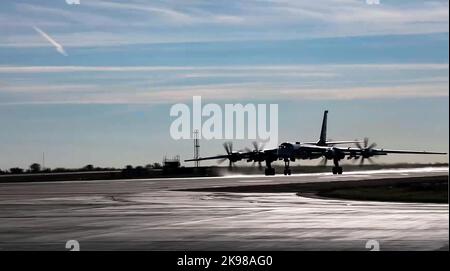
top-left (193, 129), bottom-right (200, 168)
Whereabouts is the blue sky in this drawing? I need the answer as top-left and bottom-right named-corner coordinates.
top-left (0, 0), bottom-right (448, 169)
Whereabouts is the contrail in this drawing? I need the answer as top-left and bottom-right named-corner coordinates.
top-left (33, 26), bottom-right (68, 56)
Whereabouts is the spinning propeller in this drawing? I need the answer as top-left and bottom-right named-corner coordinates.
top-left (218, 142), bottom-right (242, 168)
top-left (245, 141), bottom-right (265, 170)
top-left (354, 137), bottom-right (377, 166)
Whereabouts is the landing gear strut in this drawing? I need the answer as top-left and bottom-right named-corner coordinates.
top-left (283, 159), bottom-right (291, 175)
top-left (264, 160), bottom-right (276, 176)
top-left (332, 158), bottom-right (343, 175)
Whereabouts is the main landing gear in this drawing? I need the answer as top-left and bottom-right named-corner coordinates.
top-left (264, 159), bottom-right (292, 176)
top-left (264, 167), bottom-right (275, 176)
top-left (332, 158), bottom-right (343, 175)
top-left (332, 167), bottom-right (343, 175)
top-left (283, 159), bottom-right (291, 176)
top-left (264, 160), bottom-right (276, 176)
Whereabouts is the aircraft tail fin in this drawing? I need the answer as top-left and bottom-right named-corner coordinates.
top-left (317, 110), bottom-right (328, 146)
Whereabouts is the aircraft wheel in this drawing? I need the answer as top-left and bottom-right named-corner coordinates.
top-left (332, 167), bottom-right (338, 175)
top-left (337, 167), bottom-right (343, 175)
top-left (269, 168), bottom-right (276, 175)
top-left (265, 168), bottom-right (276, 176)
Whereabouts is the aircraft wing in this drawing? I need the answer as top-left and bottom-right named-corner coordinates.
top-left (185, 154), bottom-right (230, 162)
top-left (302, 145), bottom-right (447, 156)
top-left (302, 140), bottom-right (363, 146)
top-left (366, 149), bottom-right (447, 155)
top-left (184, 147), bottom-right (278, 163)
top-left (325, 140), bottom-right (363, 145)
top-left (334, 147), bottom-right (447, 155)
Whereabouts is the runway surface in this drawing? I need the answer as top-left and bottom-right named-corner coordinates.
top-left (0, 167), bottom-right (448, 250)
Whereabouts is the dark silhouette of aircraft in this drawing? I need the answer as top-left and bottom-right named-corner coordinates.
top-left (185, 110), bottom-right (447, 176)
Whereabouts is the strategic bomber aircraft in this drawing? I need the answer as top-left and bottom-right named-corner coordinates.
top-left (185, 110), bottom-right (447, 176)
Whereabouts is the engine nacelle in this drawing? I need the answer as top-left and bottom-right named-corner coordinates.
top-left (361, 148), bottom-right (375, 158)
top-left (325, 148), bottom-right (345, 160)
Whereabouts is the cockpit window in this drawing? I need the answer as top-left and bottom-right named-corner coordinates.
top-left (280, 143), bottom-right (293, 149)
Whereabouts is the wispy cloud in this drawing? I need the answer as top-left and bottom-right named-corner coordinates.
top-left (0, 64), bottom-right (448, 73)
top-left (0, 82), bottom-right (447, 105)
top-left (83, 1), bottom-right (198, 25)
top-left (0, 63), bottom-right (447, 104)
top-left (0, 0), bottom-right (447, 48)
top-left (32, 26), bottom-right (68, 56)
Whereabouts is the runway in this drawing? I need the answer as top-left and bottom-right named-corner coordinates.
top-left (0, 167), bottom-right (448, 250)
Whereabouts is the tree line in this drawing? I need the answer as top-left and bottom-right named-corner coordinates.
top-left (0, 162), bottom-right (163, 175)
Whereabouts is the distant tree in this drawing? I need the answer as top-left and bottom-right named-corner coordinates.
top-left (52, 168), bottom-right (68, 173)
top-left (0, 169), bottom-right (5, 175)
top-left (152, 162), bottom-right (162, 169)
top-left (10, 167), bottom-right (24, 174)
top-left (121, 165), bottom-right (134, 176)
top-left (135, 166), bottom-right (145, 173)
top-left (29, 163), bottom-right (41, 173)
top-left (83, 164), bottom-right (94, 171)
